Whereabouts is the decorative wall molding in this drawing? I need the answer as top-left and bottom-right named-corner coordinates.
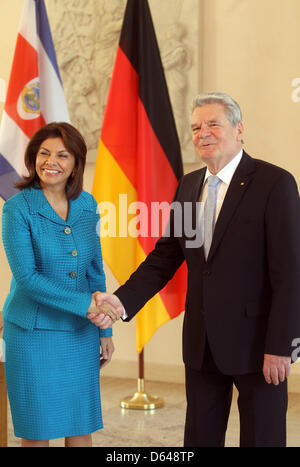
top-left (48, 0), bottom-right (201, 163)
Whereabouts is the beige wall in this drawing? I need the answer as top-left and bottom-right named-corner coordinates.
top-left (202, 0), bottom-right (300, 186)
top-left (1, 0), bottom-right (300, 385)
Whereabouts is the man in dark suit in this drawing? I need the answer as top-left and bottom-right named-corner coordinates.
top-left (90, 92), bottom-right (300, 447)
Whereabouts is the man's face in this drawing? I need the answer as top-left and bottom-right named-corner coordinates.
top-left (191, 103), bottom-right (244, 172)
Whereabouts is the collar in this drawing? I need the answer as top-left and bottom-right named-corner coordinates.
top-left (204, 148), bottom-right (244, 185)
top-left (22, 186), bottom-right (93, 225)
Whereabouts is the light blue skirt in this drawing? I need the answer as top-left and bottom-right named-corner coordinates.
top-left (3, 321), bottom-right (103, 440)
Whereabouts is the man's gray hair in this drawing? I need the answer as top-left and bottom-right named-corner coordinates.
top-left (192, 92), bottom-right (243, 127)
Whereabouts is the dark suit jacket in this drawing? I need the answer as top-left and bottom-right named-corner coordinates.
top-left (115, 152), bottom-right (300, 374)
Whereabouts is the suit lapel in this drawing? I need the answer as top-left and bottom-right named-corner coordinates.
top-left (195, 169), bottom-right (206, 201)
top-left (24, 186), bottom-right (90, 226)
top-left (67, 194), bottom-right (93, 225)
top-left (184, 167), bottom-right (206, 202)
top-left (181, 168), bottom-right (206, 255)
top-left (189, 168), bottom-right (206, 242)
top-left (24, 187), bottom-right (65, 225)
top-left (207, 152), bottom-right (256, 261)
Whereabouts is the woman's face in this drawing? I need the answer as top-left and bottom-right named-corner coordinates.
top-left (35, 137), bottom-right (76, 192)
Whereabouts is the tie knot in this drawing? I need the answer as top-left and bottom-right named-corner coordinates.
top-left (207, 175), bottom-right (220, 188)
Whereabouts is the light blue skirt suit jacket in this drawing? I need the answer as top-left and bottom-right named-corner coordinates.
top-left (2, 186), bottom-right (112, 440)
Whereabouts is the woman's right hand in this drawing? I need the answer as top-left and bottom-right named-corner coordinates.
top-left (86, 296), bottom-right (110, 329)
top-left (87, 295), bottom-right (99, 315)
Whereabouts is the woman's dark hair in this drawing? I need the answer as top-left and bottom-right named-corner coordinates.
top-left (15, 122), bottom-right (87, 199)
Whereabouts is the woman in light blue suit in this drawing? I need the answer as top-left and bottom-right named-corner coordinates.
top-left (2, 122), bottom-right (114, 447)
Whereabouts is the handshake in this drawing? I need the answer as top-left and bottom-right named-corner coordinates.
top-left (86, 292), bottom-right (124, 329)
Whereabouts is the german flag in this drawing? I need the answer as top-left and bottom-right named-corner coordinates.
top-left (92, 0), bottom-right (186, 353)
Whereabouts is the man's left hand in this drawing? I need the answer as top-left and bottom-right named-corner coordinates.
top-left (263, 354), bottom-right (291, 385)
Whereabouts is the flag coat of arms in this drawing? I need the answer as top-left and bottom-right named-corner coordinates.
top-left (92, 0), bottom-right (187, 353)
top-left (0, 0), bottom-right (69, 201)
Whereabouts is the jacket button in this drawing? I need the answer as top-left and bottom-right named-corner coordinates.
top-left (71, 249), bottom-right (78, 257)
top-left (64, 227), bottom-right (72, 234)
top-left (69, 271), bottom-right (77, 279)
top-left (203, 270), bottom-right (211, 276)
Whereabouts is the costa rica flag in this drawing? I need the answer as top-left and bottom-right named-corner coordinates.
top-left (0, 0), bottom-right (69, 201)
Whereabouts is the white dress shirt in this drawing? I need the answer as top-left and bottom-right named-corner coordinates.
top-left (200, 149), bottom-right (243, 226)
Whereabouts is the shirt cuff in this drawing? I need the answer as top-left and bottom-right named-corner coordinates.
top-left (99, 327), bottom-right (113, 338)
top-left (121, 306), bottom-right (128, 320)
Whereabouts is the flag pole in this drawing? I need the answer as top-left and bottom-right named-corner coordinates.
top-left (120, 348), bottom-right (164, 410)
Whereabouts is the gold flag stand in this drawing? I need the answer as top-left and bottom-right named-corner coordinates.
top-left (120, 349), bottom-right (164, 410)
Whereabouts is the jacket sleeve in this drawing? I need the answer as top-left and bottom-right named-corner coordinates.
top-left (86, 200), bottom-right (106, 294)
top-left (86, 199), bottom-right (112, 338)
top-left (114, 180), bottom-right (185, 320)
top-left (2, 199), bottom-right (91, 319)
top-left (264, 171), bottom-right (300, 356)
